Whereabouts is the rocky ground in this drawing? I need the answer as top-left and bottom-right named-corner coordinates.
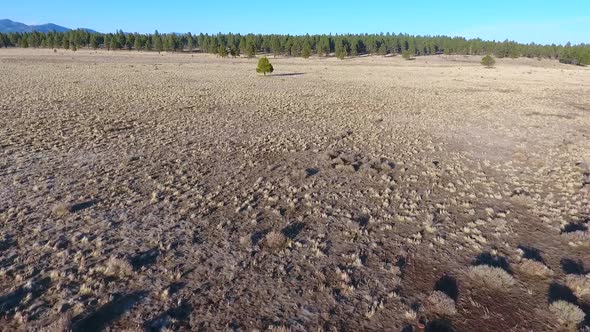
top-left (0, 49), bottom-right (589, 331)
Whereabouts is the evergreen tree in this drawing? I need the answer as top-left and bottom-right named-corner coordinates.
top-left (144, 37), bottom-right (152, 51)
top-left (116, 30), bottom-right (126, 50)
top-left (317, 36), bottom-right (330, 56)
top-left (155, 36), bottom-right (163, 53)
top-left (90, 34), bottom-right (99, 49)
top-left (3, 29), bottom-right (588, 67)
top-left (110, 36), bottom-right (118, 50)
top-left (188, 37), bottom-right (194, 53)
top-left (481, 54), bottom-right (496, 68)
top-left (271, 35), bottom-right (281, 57)
top-left (350, 39), bottom-right (359, 56)
top-left (18, 38), bottom-right (28, 48)
top-left (126, 34), bottom-right (134, 50)
top-left (245, 38), bottom-right (256, 58)
top-left (301, 41), bottom-right (311, 58)
top-left (230, 45), bottom-right (239, 57)
top-left (134, 35), bottom-right (142, 51)
top-left (256, 57), bottom-right (274, 75)
top-left (290, 43), bottom-right (299, 57)
top-left (218, 46), bottom-right (228, 57)
top-left (335, 40), bottom-right (347, 60)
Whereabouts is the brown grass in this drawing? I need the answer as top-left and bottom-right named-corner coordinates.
top-left (1, 48), bottom-right (589, 331)
top-left (516, 259), bottom-right (554, 278)
top-left (103, 257), bottom-right (133, 278)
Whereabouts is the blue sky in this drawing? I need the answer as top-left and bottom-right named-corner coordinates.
top-left (5, 1), bottom-right (589, 45)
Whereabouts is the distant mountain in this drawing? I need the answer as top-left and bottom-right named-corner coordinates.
top-left (0, 19), bottom-right (98, 33)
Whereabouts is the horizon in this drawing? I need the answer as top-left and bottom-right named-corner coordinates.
top-left (4, 1), bottom-right (590, 45)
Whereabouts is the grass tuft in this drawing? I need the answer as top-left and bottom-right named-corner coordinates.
top-left (549, 300), bottom-right (585, 328)
top-left (468, 265), bottom-right (515, 290)
top-left (423, 290), bottom-right (457, 316)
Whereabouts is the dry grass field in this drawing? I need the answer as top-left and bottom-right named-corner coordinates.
top-left (1, 48), bottom-right (589, 331)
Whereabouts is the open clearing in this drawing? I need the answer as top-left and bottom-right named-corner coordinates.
top-left (1, 49), bottom-right (589, 331)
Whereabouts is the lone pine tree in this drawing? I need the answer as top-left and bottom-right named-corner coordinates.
top-left (256, 57), bottom-right (274, 75)
top-left (481, 54), bottom-right (496, 68)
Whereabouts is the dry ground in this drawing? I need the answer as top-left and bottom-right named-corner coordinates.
top-left (0, 49), bottom-right (589, 331)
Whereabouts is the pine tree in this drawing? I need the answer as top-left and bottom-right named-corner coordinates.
top-left (256, 57), bottom-right (274, 75)
top-left (218, 46), bottom-right (228, 57)
top-left (155, 36), bottom-right (163, 53)
top-left (245, 39), bottom-right (256, 58)
top-left (188, 37), bottom-right (194, 53)
top-left (290, 43), bottom-right (299, 57)
top-left (110, 36), bottom-right (118, 50)
top-left (481, 54), bottom-right (496, 68)
top-left (271, 36), bottom-right (281, 57)
top-left (350, 39), bottom-right (359, 56)
top-left (90, 34), bottom-right (99, 50)
top-left (301, 41), bottom-right (311, 58)
top-left (317, 36), bottom-right (330, 57)
top-left (18, 38), bottom-right (28, 48)
top-left (163, 36), bottom-right (171, 52)
top-left (335, 40), bottom-right (347, 60)
top-left (5, 30), bottom-right (587, 67)
top-left (230, 46), bottom-right (239, 57)
top-left (134, 35), bottom-right (142, 51)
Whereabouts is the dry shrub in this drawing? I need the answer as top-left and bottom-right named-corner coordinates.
top-left (423, 290), bottom-right (457, 316)
top-left (264, 231), bottom-right (286, 251)
top-left (562, 231), bottom-right (590, 246)
top-left (468, 265), bottom-right (515, 290)
top-left (516, 259), bottom-right (554, 278)
top-left (391, 266), bottom-right (402, 288)
top-left (46, 312), bottom-right (72, 332)
top-left (79, 283), bottom-right (93, 296)
top-left (403, 309), bottom-right (418, 322)
top-left (104, 257), bottom-right (133, 278)
top-left (565, 274), bottom-right (590, 299)
top-left (549, 300), bottom-right (585, 328)
top-left (51, 203), bottom-right (70, 217)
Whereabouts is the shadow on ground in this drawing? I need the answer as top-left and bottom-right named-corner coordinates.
top-left (72, 291), bottom-right (147, 332)
top-left (272, 72), bottom-right (305, 77)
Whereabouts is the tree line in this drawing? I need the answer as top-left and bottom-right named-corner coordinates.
top-left (0, 29), bottom-right (588, 65)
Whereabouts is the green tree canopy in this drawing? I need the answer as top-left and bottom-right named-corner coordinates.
top-left (1, 30), bottom-right (589, 66)
top-left (256, 57), bottom-right (274, 75)
top-left (218, 46), bottom-right (228, 57)
top-left (134, 35), bottom-right (142, 51)
top-left (481, 54), bottom-right (496, 67)
top-left (301, 41), bottom-right (311, 59)
top-left (90, 34), bottom-right (99, 50)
